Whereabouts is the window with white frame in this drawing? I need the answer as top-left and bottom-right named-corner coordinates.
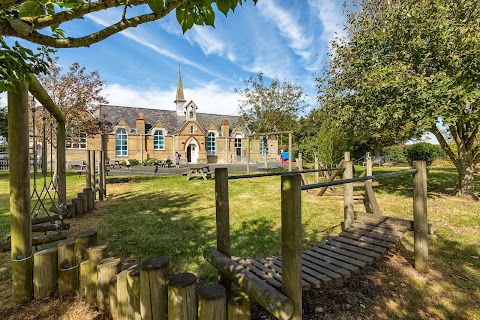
top-left (66, 131), bottom-right (87, 149)
top-left (153, 130), bottom-right (165, 150)
top-left (259, 137), bottom-right (270, 155)
top-left (207, 132), bottom-right (216, 155)
top-left (115, 128), bottom-right (128, 156)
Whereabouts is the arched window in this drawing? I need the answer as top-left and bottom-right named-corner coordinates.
top-left (207, 132), bottom-right (216, 155)
top-left (153, 130), bottom-right (165, 150)
top-left (115, 128), bottom-right (128, 156)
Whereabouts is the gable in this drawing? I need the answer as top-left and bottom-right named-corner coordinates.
top-left (178, 120), bottom-right (206, 136)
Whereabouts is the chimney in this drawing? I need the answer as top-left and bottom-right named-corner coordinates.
top-left (136, 113), bottom-right (145, 134)
top-left (221, 119), bottom-right (230, 137)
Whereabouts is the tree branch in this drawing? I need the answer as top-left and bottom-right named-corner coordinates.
top-left (465, 122), bottom-right (479, 151)
top-left (430, 125), bottom-right (458, 167)
top-left (0, 2), bottom-right (182, 48)
top-left (0, 0), bottom-right (23, 11)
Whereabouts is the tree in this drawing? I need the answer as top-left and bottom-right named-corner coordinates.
top-left (0, 105), bottom-right (7, 143)
top-left (319, 0), bottom-right (480, 199)
top-left (236, 73), bottom-right (307, 134)
top-left (36, 59), bottom-right (109, 141)
top-left (0, 0), bottom-right (257, 90)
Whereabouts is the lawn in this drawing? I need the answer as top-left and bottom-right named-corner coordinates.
top-left (0, 166), bottom-right (479, 319)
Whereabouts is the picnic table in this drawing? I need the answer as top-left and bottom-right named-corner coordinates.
top-left (186, 165), bottom-right (213, 180)
top-left (106, 160), bottom-right (122, 169)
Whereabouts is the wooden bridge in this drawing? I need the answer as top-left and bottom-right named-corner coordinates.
top-left (205, 161), bottom-right (430, 320)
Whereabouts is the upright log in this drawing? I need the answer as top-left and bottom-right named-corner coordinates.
top-left (413, 161), bottom-right (429, 273)
top-left (109, 275), bottom-right (119, 320)
top-left (97, 257), bottom-right (121, 312)
top-left (86, 150), bottom-right (92, 189)
top-left (56, 121), bottom-right (67, 205)
top-left (227, 289), bottom-right (251, 320)
top-left (98, 151), bottom-right (105, 201)
top-left (74, 230), bottom-right (98, 262)
top-left (140, 257), bottom-right (170, 320)
top-left (85, 244), bottom-right (108, 264)
top-left (168, 272), bottom-right (197, 320)
top-left (33, 247), bottom-right (58, 299)
top-left (314, 154), bottom-right (319, 183)
top-left (58, 238), bottom-right (76, 268)
top-left (127, 264), bottom-right (141, 320)
top-left (58, 263), bottom-right (79, 295)
top-left (83, 188), bottom-right (94, 212)
top-left (246, 136), bottom-right (250, 174)
top-left (288, 132), bottom-right (292, 172)
top-left (343, 161), bottom-right (354, 229)
top-left (72, 198), bottom-right (84, 216)
top-left (78, 192), bottom-right (88, 214)
top-left (89, 150), bottom-right (96, 199)
top-left (117, 270), bottom-right (129, 320)
top-left (8, 77), bottom-right (33, 302)
top-left (198, 283), bottom-right (227, 320)
top-left (79, 259), bottom-right (96, 301)
top-left (215, 168), bottom-right (231, 292)
top-left (281, 174), bottom-right (302, 320)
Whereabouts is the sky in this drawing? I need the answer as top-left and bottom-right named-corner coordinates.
top-left (3, 0), bottom-right (347, 116)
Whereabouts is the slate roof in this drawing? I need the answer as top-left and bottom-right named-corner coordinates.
top-left (98, 105), bottom-right (243, 136)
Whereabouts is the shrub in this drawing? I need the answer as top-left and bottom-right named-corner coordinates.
top-left (382, 145), bottom-right (407, 164)
top-left (143, 158), bottom-right (157, 166)
top-left (405, 142), bottom-right (438, 166)
top-left (129, 159), bottom-right (140, 166)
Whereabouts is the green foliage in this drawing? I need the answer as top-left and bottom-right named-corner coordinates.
top-left (129, 159), bottom-right (140, 166)
top-left (237, 73), bottom-right (307, 134)
top-left (0, 106), bottom-right (7, 143)
top-left (382, 145), bottom-right (407, 164)
top-left (405, 142), bottom-right (438, 166)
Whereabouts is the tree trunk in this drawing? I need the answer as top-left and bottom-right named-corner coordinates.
top-left (457, 161), bottom-right (477, 200)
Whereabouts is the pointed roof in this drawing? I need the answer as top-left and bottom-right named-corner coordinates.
top-left (174, 70), bottom-right (186, 103)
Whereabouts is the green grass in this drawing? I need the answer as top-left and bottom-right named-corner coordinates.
top-left (0, 166), bottom-right (479, 319)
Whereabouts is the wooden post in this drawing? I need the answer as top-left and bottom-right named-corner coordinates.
top-left (97, 257), bottom-right (121, 311)
top-left (227, 288), bottom-right (250, 320)
top-left (215, 168), bottom-right (231, 292)
top-left (58, 263), bottom-right (79, 295)
top-left (89, 150), bottom-right (96, 199)
top-left (109, 275), bottom-right (119, 320)
top-left (58, 239), bottom-right (76, 268)
top-left (99, 151), bottom-right (105, 201)
top-left (140, 257), bottom-right (170, 320)
top-left (79, 260), bottom-right (96, 301)
top-left (72, 198), bottom-right (84, 216)
top-left (298, 152), bottom-right (302, 170)
top-left (8, 78), bottom-right (33, 302)
top-left (344, 151), bottom-right (350, 161)
top-left (314, 154), bottom-right (319, 183)
top-left (74, 230), bottom-right (98, 262)
top-left (78, 192), bottom-right (88, 214)
top-left (83, 188), bottom-right (93, 212)
top-left (33, 247), bottom-right (58, 299)
top-left (343, 161), bottom-right (354, 229)
top-left (57, 121), bottom-right (67, 205)
top-left (117, 270), bottom-right (129, 320)
top-left (85, 244), bottom-right (108, 264)
top-left (288, 132), bottom-right (292, 172)
top-left (280, 174), bottom-right (302, 320)
top-left (366, 152), bottom-right (372, 177)
top-left (413, 161), bottom-right (428, 273)
top-left (168, 272), bottom-right (197, 320)
top-left (66, 203), bottom-right (76, 218)
top-left (246, 136), bottom-right (250, 174)
top-left (86, 150), bottom-right (92, 189)
top-left (198, 283), bottom-right (227, 320)
top-left (127, 264), bottom-right (141, 320)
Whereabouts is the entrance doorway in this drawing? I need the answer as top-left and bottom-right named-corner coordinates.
top-left (186, 139), bottom-right (199, 163)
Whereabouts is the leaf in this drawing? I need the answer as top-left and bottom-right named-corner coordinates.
top-left (148, 0), bottom-right (164, 15)
top-left (18, 0), bottom-right (46, 18)
top-left (216, 0), bottom-right (230, 16)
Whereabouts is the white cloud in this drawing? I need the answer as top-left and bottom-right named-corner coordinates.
top-left (308, 0), bottom-right (347, 43)
top-left (257, 0), bottom-right (313, 61)
top-left (104, 82), bottom-right (240, 116)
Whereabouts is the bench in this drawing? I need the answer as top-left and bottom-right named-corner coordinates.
top-left (67, 161), bottom-right (86, 176)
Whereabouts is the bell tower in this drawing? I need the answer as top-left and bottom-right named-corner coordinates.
top-left (174, 70), bottom-right (186, 116)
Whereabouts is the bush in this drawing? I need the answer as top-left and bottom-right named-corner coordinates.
top-left (382, 145), bottom-right (407, 164)
top-left (143, 158), bottom-right (157, 166)
top-left (129, 159), bottom-right (140, 166)
top-left (405, 142), bottom-right (438, 166)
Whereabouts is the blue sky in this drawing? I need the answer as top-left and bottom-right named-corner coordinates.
top-left (4, 0), bottom-right (347, 116)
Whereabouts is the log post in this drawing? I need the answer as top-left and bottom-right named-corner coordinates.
top-left (66, 203), bottom-right (76, 218)
top-left (33, 247), bottom-right (58, 299)
top-left (344, 151), bottom-right (350, 161)
top-left (98, 151), bottom-right (105, 201)
top-left (79, 260), bottom-right (96, 301)
top-left (97, 257), bottom-right (121, 312)
top-left (109, 275), bottom-right (119, 320)
top-left (89, 150), bottom-right (96, 199)
top-left (314, 154), bottom-right (319, 183)
top-left (8, 77), bottom-right (33, 302)
top-left (85, 244), bottom-right (108, 264)
top-left (58, 263), bottom-right (79, 295)
top-left (117, 270), bottom-right (129, 320)
top-left (288, 132), bottom-right (292, 172)
top-left (140, 256), bottom-right (169, 320)
top-left (78, 192), bottom-right (88, 214)
top-left (168, 272), bottom-right (197, 320)
top-left (246, 136), bottom-right (250, 174)
top-left (343, 161), bottom-right (354, 229)
top-left (227, 289), bottom-right (250, 320)
top-left (366, 152), bottom-right (372, 177)
top-left (413, 161), bottom-right (428, 273)
top-left (280, 174), bottom-right (302, 320)
top-left (127, 264), bottom-right (141, 320)
top-left (198, 283), bottom-right (226, 320)
top-left (215, 168), bottom-right (231, 292)
top-left (86, 150), bottom-right (92, 189)
top-left (58, 239), bottom-right (76, 268)
top-left (74, 230), bottom-right (98, 262)
top-left (83, 188), bottom-right (93, 212)
top-left (72, 198), bottom-right (84, 216)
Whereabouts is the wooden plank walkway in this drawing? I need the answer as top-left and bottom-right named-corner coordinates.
top-left (233, 219), bottom-right (408, 292)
